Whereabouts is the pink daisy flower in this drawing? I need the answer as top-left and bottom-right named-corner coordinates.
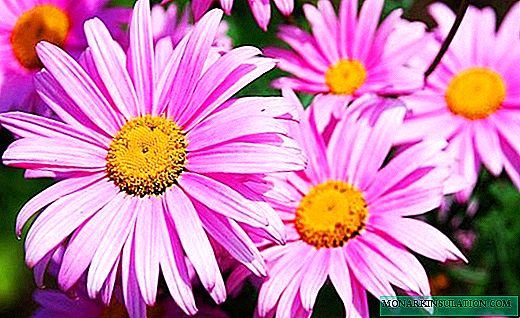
top-left (191, 0), bottom-right (293, 31)
top-left (0, 0), bottom-right (305, 316)
top-left (228, 93), bottom-right (466, 317)
top-left (151, 3), bottom-right (232, 51)
top-left (267, 0), bottom-right (429, 103)
top-left (0, 0), bottom-right (130, 114)
top-left (395, 2), bottom-right (520, 202)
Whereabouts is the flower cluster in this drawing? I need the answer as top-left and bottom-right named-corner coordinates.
top-left (0, 0), bottom-right (518, 317)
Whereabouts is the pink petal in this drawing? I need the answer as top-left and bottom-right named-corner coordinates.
top-left (179, 172), bottom-right (273, 227)
top-left (0, 112), bottom-right (109, 148)
top-left (87, 197), bottom-right (138, 299)
top-left (354, 0), bottom-right (385, 61)
top-left (165, 186), bottom-right (223, 297)
top-left (15, 173), bottom-right (103, 237)
top-left (354, 99), bottom-right (406, 190)
top-left (3, 137), bottom-right (106, 173)
top-left (134, 197), bottom-right (161, 305)
top-left (58, 192), bottom-right (128, 291)
top-left (257, 242), bottom-right (311, 316)
top-left (84, 18), bottom-right (139, 119)
top-left (187, 142), bottom-right (304, 174)
top-left (303, 3), bottom-right (338, 64)
top-left (273, 0), bottom-right (293, 15)
top-left (345, 240), bottom-right (395, 299)
top-left (339, 0), bottom-right (357, 58)
top-left (365, 139), bottom-right (448, 200)
top-left (248, 0), bottom-right (271, 31)
top-left (198, 203), bottom-right (266, 276)
top-left (159, 9), bottom-right (223, 120)
top-left (369, 216), bottom-right (467, 262)
top-left (359, 232), bottom-right (430, 295)
top-left (121, 231), bottom-right (147, 318)
top-left (328, 249), bottom-right (353, 313)
top-left (299, 249), bottom-right (329, 310)
top-left (36, 42), bottom-right (124, 135)
top-left (178, 46), bottom-right (264, 128)
top-left (473, 120), bottom-right (503, 176)
top-left (157, 207), bottom-right (197, 315)
top-left (25, 179), bottom-right (119, 267)
top-left (192, 0), bottom-right (213, 20)
top-left (127, 0), bottom-right (155, 115)
top-left (183, 57), bottom-right (277, 131)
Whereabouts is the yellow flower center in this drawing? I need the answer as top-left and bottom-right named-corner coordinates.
top-left (445, 67), bottom-right (506, 120)
top-left (295, 180), bottom-right (368, 249)
top-left (106, 115), bottom-right (187, 197)
top-left (10, 5), bottom-right (70, 70)
top-left (325, 59), bottom-right (367, 95)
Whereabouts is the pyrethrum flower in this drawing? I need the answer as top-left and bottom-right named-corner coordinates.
top-left (228, 93), bottom-right (466, 317)
top-left (267, 0), bottom-right (428, 102)
top-left (395, 3), bottom-right (520, 202)
top-left (0, 0), bottom-right (305, 316)
top-left (151, 3), bottom-right (232, 51)
top-left (0, 0), bottom-right (129, 114)
top-left (192, 0), bottom-right (294, 31)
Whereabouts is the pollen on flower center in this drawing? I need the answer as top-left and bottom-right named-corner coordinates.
top-left (295, 180), bottom-right (368, 249)
top-left (10, 4), bottom-right (70, 70)
top-left (325, 59), bottom-right (367, 95)
top-left (106, 115), bottom-right (188, 197)
top-left (445, 67), bottom-right (506, 120)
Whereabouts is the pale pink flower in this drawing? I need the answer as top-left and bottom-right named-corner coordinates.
top-left (228, 93), bottom-right (466, 317)
top-left (0, 0), bottom-right (305, 316)
top-left (266, 0), bottom-right (429, 104)
top-left (0, 0), bottom-right (130, 114)
top-left (395, 3), bottom-right (520, 202)
top-left (192, 0), bottom-right (294, 31)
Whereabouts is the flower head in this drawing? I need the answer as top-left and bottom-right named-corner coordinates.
top-left (0, 0), bottom-right (304, 316)
top-left (395, 3), bottom-right (520, 202)
top-left (192, 0), bottom-right (294, 31)
top-left (0, 0), bottom-right (130, 114)
top-left (228, 93), bottom-right (466, 317)
top-left (267, 0), bottom-right (429, 103)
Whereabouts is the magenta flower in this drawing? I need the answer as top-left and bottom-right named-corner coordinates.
top-left (267, 0), bottom-right (428, 102)
top-left (192, 0), bottom-right (294, 31)
top-left (0, 0), bottom-right (130, 114)
top-left (151, 3), bottom-right (232, 51)
top-left (33, 284), bottom-right (230, 318)
top-left (228, 93), bottom-right (466, 317)
top-left (395, 3), bottom-right (520, 202)
top-left (0, 0), bottom-right (305, 316)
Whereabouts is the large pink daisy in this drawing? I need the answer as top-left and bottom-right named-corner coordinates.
top-left (228, 93), bottom-right (466, 317)
top-left (395, 2), bottom-right (520, 202)
top-left (0, 0), bottom-right (129, 114)
top-left (0, 0), bottom-right (305, 316)
top-left (267, 0), bottom-right (429, 102)
top-left (192, 0), bottom-right (293, 31)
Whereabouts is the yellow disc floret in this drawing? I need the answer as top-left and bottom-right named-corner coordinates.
top-left (106, 115), bottom-right (187, 197)
top-left (295, 180), bottom-right (368, 249)
top-left (10, 5), bottom-right (70, 70)
top-left (445, 67), bottom-right (506, 120)
top-left (325, 59), bottom-right (367, 95)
